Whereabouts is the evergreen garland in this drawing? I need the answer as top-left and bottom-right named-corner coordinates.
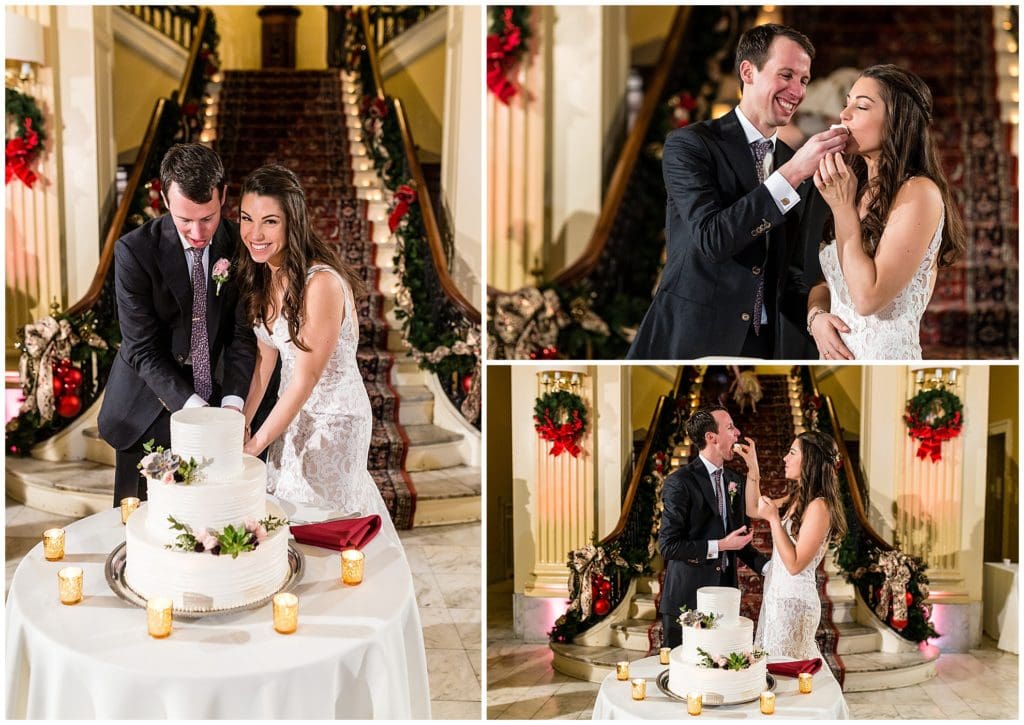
top-left (5, 88), bottom-right (47, 145)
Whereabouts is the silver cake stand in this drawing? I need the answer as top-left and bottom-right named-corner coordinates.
top-left (656, 669), bottom-right (776, 706)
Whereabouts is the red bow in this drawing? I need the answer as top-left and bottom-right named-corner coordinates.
top-left (486, 8), bottom-right (526, 105)
top-left (5, 118), bottom-right (40, 188)
top-left (535, 412), bottom-right (584, 457)
top-left (388, 184), bottom-right (417, 232)
top-left (907, 411), bottom-right (962, 462)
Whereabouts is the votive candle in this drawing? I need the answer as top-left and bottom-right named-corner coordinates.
top-left (43, 528), bottom-right (65, 561)
top-left (57, 567), bottom-right (83, 604)
top-left (687, 692), bottom-right (702, 716)
top-left (659, 647), bottom-right (671, 665)
top-left (147, 597), bottom-right (173, 638)
top-left (798, 672), bottom-right (813, 694)
top-left (120, 497), bottom-right (141, 524)
top-left (760, 691), bottom-right (776, 715)
top-left (273, 592), bottom-right (298, 634)
top-left (615, 661), bottom-right (629, 680)
top-left (341, 549), bottom-right (365, 585)
top-left (631, 678), bottom-right (646, 701)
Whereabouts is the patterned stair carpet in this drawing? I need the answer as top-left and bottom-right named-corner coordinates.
top-left (788, 5), bottom-right (1017, 359)
top-left (698, 369), bottom-right (844, 685)
top-left (213, 69), bottom-right (416, 528)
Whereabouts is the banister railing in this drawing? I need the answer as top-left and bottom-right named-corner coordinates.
top-left (120, 5), bottom-right (201, 49)
top-left (366, 6), bottom-right (439, 49)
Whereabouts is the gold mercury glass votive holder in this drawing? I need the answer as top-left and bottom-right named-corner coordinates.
top-left (615, 661), bottom-right (629, 680)
top-left (760, 691), bottom-right (776, 715)
top-left (631, 678), bottom-right (646, 701)
top-left (341, 549), bottom-right (365, 585)
top-left (146, 597), bottom-right (173, 638)
top-left (57, 567), bottom-right (83, 604)
top-left (120, 497), bottom-right (141, 524)
top-left (659, 647), bottom-right (671, 665)
top-left (687, 692), bottom-right (702, 716)
top-left (273, 592), bottom-right (299, 634)
top-left (798, 672), bottom-right (813, 693)
top-left (43, 528), bottom-right (65, 561)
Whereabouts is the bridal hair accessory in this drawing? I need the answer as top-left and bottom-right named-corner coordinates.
top-left (212, 258), bottom-right (230, 296)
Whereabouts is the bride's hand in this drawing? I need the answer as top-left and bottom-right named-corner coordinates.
top-left (243, 436), bottom-right (261, 457)
top-left (733, 438), bottom-right (759, 477)
top-left (757, 495), bottom-right (779, 523)
top-left (813, 152), bottom-right (856, 209)
top-left (809, 311), bottom-right (855, 360)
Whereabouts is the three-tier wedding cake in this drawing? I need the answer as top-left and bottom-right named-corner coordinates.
top-left (124, 408), bottom-right (291, 611)
top-left (668, 586), bottom-right (768, 702)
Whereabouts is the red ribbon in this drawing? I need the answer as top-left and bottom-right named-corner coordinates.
top-left (5, 118), bottom-right (40, 188)
top-left (907, 411), bottom-right (962, 462)
top-left (388, 184), bottom-right (417, 232)
top-left (486, 8), bottom-right (526, 105)
top-left (535, 411), bottom-right (584, 457)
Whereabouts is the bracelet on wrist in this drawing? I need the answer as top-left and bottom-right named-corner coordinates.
top-left (807, 307), bottom-right (827, 333)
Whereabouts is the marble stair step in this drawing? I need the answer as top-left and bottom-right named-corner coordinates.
top-left (629, 592), bottom-right (657, 620)
top-left (551, 643), bottom-right (650, 684)
top-left (391, 355), bottom-right (424, 387)
top-left (831, 594), bottom-right (856, 623)
top-left (395, 384), bottom-right (434, 426)
top-left (410, 464), bottom-right (481, 527)
top-left (82, 426), bottom-right (115, 467)
top-left (841, 648), bottom-right (940, 691)
top-left (404, 424), bottom-right (465, 471)
top-left (610, 617), bottom-right (657, 650)
top-left (6, 457), bottom-right (112, 517)
top-left (835, 622), bottom-right (882, 655)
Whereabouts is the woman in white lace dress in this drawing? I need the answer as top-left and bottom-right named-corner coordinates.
top-left (234, 165), bottom-right (395, 532)
top-left (807, 65), bottom-right (966, 360)
top-left (739, 431), bottom-right (847, 659)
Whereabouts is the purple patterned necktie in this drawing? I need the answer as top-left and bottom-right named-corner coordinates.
top-left (188, 246), bottom-right (212, 401)
top-left (751, 139), bottom-right (773, 336)
top-left (712, 468), bottom-right (728, 569)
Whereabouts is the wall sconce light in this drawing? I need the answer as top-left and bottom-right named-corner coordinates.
top-left (913, 367), bottom-right (960, 392)
top-left (539, 370), bottom-right (584, 393)
top-left (5, 12), bottom-right (45, 88)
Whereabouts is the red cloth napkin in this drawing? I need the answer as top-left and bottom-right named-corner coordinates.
top-left (767, 658), bottom-right (823, 677)
top-left (290, 515), bottom-right (382, 551)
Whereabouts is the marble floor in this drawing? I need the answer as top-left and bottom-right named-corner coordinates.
top-left (486, 588), bottom-right (1019, 720)
top-left (5, 497), bottom-right (482, 719)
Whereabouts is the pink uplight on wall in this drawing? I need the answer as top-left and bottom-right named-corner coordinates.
top-left (6, 372), bottom-right (25, 426)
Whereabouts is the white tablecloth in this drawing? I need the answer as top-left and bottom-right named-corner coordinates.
top-left (592, 655), bottom-right (849, 720)
top-left (983, 561), bottom-right (1019, 654)
top-left (5, 501), bottom-right (431, 719)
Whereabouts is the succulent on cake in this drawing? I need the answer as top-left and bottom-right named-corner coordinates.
top-left (137, 439), bottom-right (203, 484)
top-left (696, 646), bottom-right (767, 671)
top-left (678, 606), bottom-right (722, 629)
top-left (166, 514), bottom-right (288, 557)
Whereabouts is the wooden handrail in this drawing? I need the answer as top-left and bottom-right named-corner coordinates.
top-left (357, 7), bottom-right (481, 325)
top-left (176, 8), bottom-right (211, 103)
top-left (549, 7), bottom-right (692, 289)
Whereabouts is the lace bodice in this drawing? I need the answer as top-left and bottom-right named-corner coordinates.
top-left (818, 210), bottom-right (944, 360)
top-left (254, 265), bottom-right (390, 522)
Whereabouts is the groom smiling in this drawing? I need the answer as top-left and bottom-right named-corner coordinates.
top-left (628, 24), bottom-right (849, 359)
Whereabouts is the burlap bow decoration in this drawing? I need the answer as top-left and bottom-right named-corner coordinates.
top-left (567, 545), bottom-right (602, 621)
top-left (18, 316), bottom-right (79, 423)
top-left (874, 550), bottom-right (913, 623)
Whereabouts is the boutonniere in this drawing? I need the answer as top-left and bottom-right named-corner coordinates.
top-left (727, 480), bottom-right (739, 505)
top-left (212, 258), bottom-right (231, 296)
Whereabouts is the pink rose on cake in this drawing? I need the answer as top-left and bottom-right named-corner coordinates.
top-left (199, 530), bottom-right (220, 552)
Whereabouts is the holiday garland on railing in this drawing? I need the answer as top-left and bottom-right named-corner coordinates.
top-left (533, 390), bottom-right (588, 457)
top-left (903, 387), bottom-right (963, 462)
top-left (6, 88), bottom-right (47, 188)
top-left (487, 6), bottom-right (531, 104)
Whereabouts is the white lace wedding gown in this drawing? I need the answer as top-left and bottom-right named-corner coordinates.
top-left (754, 517), bottom-right (826, 660)
top-left (254, 265), bottom-right (396, 540)
top-left (818, 211), bottom-right (944, 360)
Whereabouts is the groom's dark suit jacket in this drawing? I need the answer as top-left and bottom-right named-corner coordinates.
top-left (657, 456), bottom-right (769, 621)
top-left (98, 214), bottom-right (256, 451)
top-left (628, 109), bottom-right (823, 359)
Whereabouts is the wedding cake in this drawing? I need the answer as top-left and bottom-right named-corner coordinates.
top-left (124, 408), bottom-right (291, 611)
top-left (668, 586), bottom-right (768, 702)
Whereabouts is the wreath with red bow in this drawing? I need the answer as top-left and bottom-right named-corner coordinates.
top-left (903, 388), bottom-right (963, 462)
top-left (6, 89), bottom-right (47, 189)
top-left (534, 390), bottom-right (587, 457)
top-left (487, 6), bottom-right (531, 105)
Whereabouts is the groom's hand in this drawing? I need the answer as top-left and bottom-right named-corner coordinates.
top-left (719, 526), bottom-right (754, 551)
top-left (777, 127), bottom-right (849, 188)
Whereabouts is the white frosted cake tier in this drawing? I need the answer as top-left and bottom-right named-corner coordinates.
top-left (169, 407), bottom-right (244, 479)
top-left (144, 455), bottom-right (266, 543)
top-left (668, 650), bottom-right (767, 703)
top-left (124, 500), bottom-right (290, 612)
top-left (679, 616), bottom-right (754, 664)
top-left (697, 586), bottom-right (741, 623)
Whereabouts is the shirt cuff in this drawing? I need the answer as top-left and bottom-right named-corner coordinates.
top-left (761, 561), bottom-right (770, 576)
top-left (183, 394), bottom-right (208, 409)
top-left (221, 395), bottom-right (244, 411)
top-left (708, 540), bottom-right (719, 559)
top-left (765, 170), bottom-right (800, 214)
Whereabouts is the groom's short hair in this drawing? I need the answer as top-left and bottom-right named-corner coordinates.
top-left (160, 143), bottom-right (225, 204)
top-left (686, 406), bottom-right (727, 451)
top-left (735, 24), bottom-right (815, 87)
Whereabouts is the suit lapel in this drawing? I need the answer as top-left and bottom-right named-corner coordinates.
top-left (715, 110), bottom-right (760, 193)
top-left (691, 458), bottom-right (722, 526)
top-left (158, 216), bottom-right (193, 324)
top-left (205, 223), bottom-right (230, 346)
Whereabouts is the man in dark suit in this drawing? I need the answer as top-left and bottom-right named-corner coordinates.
top-left (98, 143), bottom-right (256, 505)
top-left (628, 24), bottom-right (849, 359)
top-left (657, 406), bottom-right (769, 647)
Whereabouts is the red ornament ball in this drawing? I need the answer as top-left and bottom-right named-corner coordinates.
top-left (593, 598), bottom-right (610, 616)
top-left (462, 374), bottom-right (473, 394)
top-left (51, 376), bottom-right (64, 397)
top-left (56, 394), bottom-right (82, 418)
top-left (891, 618), bottom-right (908, 631)
top-left (62, 367), bottom-right (83, 392)
top-left (905, 592), bottom-right (914, 607)
top-left (598, 580), bottom-right (613, 597)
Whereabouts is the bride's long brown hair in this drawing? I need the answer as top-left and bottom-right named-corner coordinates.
top-left (786, 431), bottom-right (847, 544)
top-left (236, 165), bottom-right (363, 352)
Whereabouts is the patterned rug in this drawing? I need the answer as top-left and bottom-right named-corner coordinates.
top-left (213, 69), bottom-right (415, 528)
top-left (788, 6), bottom-right (1018, 359)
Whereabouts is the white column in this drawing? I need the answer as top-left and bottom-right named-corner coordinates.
top-left (442, 5), bottom-right (481, 308)
top-left (860, 366), bottom-right (905, 541)
top-left (595, 365), bottom-right (629, 536)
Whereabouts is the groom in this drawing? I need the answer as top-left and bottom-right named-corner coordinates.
top-left (98, 143), bottom-right (256, 505)
top-left (628, 23), bottom-right (847, 359)
top-left (658, 406), bottom-right (769, 647)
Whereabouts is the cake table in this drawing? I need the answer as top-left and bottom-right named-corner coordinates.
top-left (591, 654), bottom-right (849, 719)
top-left (5, 500), bottom-right (430, 719)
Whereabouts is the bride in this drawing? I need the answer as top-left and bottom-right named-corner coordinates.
top-left (738, 431), bottom-right (847, 659)
top-left (807, 64), bottom-right (965, 360)
top-left (235, 164), bottom-right (396, 536)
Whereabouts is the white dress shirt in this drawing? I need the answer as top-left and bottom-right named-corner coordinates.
top-left (698, 452), bottom-right (769, 575)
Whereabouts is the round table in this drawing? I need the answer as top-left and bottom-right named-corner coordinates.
top-left (592, 655), bottom-right (850, 720)
top-left (5, 501), bottom-right (431, 719)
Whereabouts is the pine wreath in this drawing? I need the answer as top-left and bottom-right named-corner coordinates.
top-left (903, 387), bottom-right (963, 462)
top-left (534, 390), bottom-right (587, 457)
top-left (5, 88), bottom-right (47, 188)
